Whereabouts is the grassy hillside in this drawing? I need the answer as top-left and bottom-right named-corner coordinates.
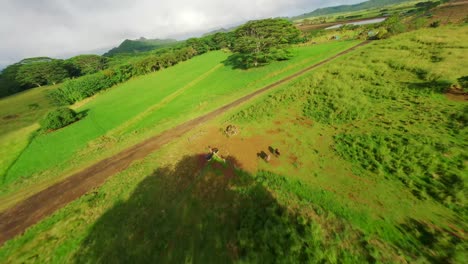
top-left (0, 25), bottom-right (465, 263)
top-left (293, 0), bottom-right (415, 19)
top-left (0, 86), bottom-right (58, 177)
top-left (0, 41), bottom-right (359, 203)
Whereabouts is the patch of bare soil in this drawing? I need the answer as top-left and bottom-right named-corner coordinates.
top-left (2, 114), bottom-right (19, 120)
top-left (445, 87), bottom-right (468, 102)
top-left (187, 126), bottom-right (280, 172)
top-left (432, 1), bottom-right (468, 24)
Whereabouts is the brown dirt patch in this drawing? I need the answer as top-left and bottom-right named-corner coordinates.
top-left (2, 114), bottom-right (19, 120)
top-left (432, 1), bottom-right (468, 24)
top-left (186, 126), bottom-right (281, 172)
top-left (445, 87), bottom-right (468, 102)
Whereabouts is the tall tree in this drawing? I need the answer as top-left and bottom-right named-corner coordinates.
top-left (232, 18), bottom-right (301, 68)
top-left (16, 59), bottom-right (69, 87)
top-left (68, 55), bottom-right (108, 76)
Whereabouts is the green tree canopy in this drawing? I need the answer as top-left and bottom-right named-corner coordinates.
top-left (15, 59), bottom-right (70, 87)
top-left (231, 18), bottom-right (301, 68)
top-left (68, 55), bottom-right (109, 76)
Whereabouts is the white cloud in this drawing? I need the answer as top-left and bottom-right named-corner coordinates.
top-left (0, 0), bottom-right (363, 67)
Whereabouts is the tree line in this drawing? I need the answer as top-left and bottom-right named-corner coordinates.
top-left (0, 55), bottom-right (109, 97)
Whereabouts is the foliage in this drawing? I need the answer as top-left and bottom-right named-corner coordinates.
top-left (457, 76), bottom-right (468, 92)
top-left (382, 14), bottom-right (407, 35)
top-left (231, 18), bottom-right (301, 68)
top-left (67, 55), bottom-right (109, 76)
top-left (0, 64), bottom-right (22, 97)
top-left (48, 71), bottom-right (116, 105)
top-left (430, 20), bottom-right (441, 28)
top-left (39, 107), bottom-right (81, 131)
top-left (15, 59), bottom-right (70, 87)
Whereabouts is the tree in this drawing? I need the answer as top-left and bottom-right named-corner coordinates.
top-left (40, 107), bottom-right (81, 131)
top-left (68, 55), bottom-right (108, 76)
top-left (383, 14), bottom-right (407, 35)
top-left (0, 63), bottom-right (22, 97)
top-left (15, 59), bottom-right (69, 87)
top-left (212, 32), bottom-right (234, 49)
top-left (231, 18), bottom-right (301, 68)
top-left (186, 38), bottom-right (210, 55)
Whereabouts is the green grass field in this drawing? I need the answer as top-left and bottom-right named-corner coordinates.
top-left (0, 41), bottom-right (359, 204)
top-left (0, 85), bottom-right (58, 177)
top-left (295, 0), bottom-right (427, 23)
top-left (0, 25), bottom-right (466, 263)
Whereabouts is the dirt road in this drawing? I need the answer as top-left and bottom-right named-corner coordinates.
top-left (0, 41), bottom-right (370, 246)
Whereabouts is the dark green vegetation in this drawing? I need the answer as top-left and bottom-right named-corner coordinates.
top-left (67, 55), bottom-right (108, 76)
top-left (39, 108), bottom-right (81, 131)
top-left (0, 56), bottom-right (108, 98)
top-left (230, 18), bottom-right (301, 68)
top-left (104, 38), bottom-right (178, 56)
top-left (458, 76), bottom-right (468, 92)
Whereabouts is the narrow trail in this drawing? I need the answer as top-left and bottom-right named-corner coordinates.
top-left (0, 41), bottom-right (370, 246)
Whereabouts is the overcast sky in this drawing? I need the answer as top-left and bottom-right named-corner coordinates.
top-left (0, 0), bottom-right (363, 67)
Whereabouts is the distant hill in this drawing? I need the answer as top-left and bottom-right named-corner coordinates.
top-left (104, 38), bottom-right (178, 57)
top-left (292, 0), bottom-right (414, 20)
top-left (202, 28), bottom-right (230, 37)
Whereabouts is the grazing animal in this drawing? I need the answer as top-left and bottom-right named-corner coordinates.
top-left (275, 148), bottom-right (280, 156)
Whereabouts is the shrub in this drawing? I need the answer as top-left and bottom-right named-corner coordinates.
top-left (48, 72), bottom-right (115, 105)
top-left (40, 107), bottom-right (81, 131)
top-left (430, 20), bottom-right (441, 28)
top-left (374, 28), bottom-right (389, 39)
top-left (457, 76), bottom-right (468, 92)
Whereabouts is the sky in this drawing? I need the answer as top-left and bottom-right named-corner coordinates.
top-left (0, 0), bottom-right (363, 68)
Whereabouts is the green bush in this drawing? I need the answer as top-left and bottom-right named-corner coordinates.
top-left (457, 76), bottom-right (468, 92)
top-left (430, 20), bottom-right (441, 28)
top-left (40, 107), bottom-right (81, 131)
top-left (48, 72), bottom-right (115, 105)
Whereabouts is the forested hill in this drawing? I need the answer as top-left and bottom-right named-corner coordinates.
top-left (293, 0), bottom-right (413, 19)
top-left (104, 38), bottom-right (178, 56)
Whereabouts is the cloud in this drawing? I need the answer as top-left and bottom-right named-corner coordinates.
top-left (0, 0), bottom-right (362, 66)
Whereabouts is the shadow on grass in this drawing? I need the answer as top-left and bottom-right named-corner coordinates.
top-left (222, 54), bottom-right (249, 70)
top-left (74, 154), bottom-right (318, 263)
top-left (77, 109), bottom-right (90, 119)
top-left (398, 218), bottom-right (464, 263)
top-left (405, 80), bottom-right (452, 94)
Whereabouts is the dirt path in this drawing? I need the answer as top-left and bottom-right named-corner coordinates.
top-left (0, 41), bottom-right (370, 246)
